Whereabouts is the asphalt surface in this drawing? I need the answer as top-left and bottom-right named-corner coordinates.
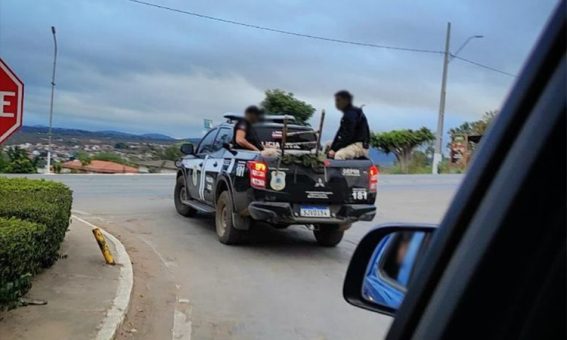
top-left (13, 174), bottom-right (462, 340)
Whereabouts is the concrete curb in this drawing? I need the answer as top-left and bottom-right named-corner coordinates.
top-left (72, 215), bottom-right (133, 340)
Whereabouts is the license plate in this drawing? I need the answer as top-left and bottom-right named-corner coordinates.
top-left (299, 206), bottom-right (331, 218)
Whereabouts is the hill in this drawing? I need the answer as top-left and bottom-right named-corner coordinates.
top-left (6, 126), bottom-right (177, 145)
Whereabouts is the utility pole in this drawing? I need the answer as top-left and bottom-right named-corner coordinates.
top-left (46, 26), bottom-right (57, 174)
top-left (432, 22), bottom-right (451, 174)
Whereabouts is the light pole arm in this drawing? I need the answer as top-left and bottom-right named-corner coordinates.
top-left (450, 35), bottom-right (483, 61)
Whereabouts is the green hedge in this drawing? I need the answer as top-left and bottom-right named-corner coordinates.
top-left (0, 178), bottom-right (73, 266)
top-left (0, 177), bottom-right (73, 306)
top-left (0, 218), bottom-right (48, 304)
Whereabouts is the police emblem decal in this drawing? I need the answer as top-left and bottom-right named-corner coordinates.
top-left (270, 171), bottom-right (286, 191)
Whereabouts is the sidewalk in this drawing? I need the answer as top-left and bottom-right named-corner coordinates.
top-left (0, 217), bottom-right (131, 340)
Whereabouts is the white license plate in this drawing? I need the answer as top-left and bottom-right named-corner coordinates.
top-left (299, 206), bottom-right (331, 218)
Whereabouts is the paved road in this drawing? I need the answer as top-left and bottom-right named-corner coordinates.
top-left (15, 174), bottom-right (462, 340)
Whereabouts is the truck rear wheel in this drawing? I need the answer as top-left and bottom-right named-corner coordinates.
top-left (175, 176), bottom-right (197, 217)
top-left (215, 191), bottom-right (245, 245)
top-left (313, 224), bottom-right (345, 247)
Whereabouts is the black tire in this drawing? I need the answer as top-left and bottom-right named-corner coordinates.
top-left (215, 191), bottom-right (245, 244)
top-left (313, 224), bottom-right (345, 247)
top-left (174, 176), bottom-right (197, 217)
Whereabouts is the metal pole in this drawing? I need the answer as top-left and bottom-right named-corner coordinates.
top-left (315, 109), bottom-right (325, 157)
top-left (275, 116), bottom-right (288, 173)
top-left (47, 26), bottom-right (57, 174)
top-left (432, 22), bottom-right (451, 174)
top-left (280, 116), bottom-right (288, 158)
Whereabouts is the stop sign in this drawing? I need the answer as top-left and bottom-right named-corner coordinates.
top-left (0, 58), bottom-right (24, 145)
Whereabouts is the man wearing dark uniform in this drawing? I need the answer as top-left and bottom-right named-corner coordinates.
top-left (328, 90), bottom-right (370, 160)
top-left (233, 106), bottom-right (264, 151)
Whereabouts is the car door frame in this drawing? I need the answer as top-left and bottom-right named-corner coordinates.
top-left (186, 128), bottom-right (219, 202)
top-left (202, 126), bottom-right (232, 203)
top-left (386, 3), bottom-right (565, 340)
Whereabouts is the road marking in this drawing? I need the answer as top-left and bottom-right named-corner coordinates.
top-left (139, 236), bottom-right (178, 269)
top-left (71, 215), bottom-right (134, 340)
top-left (172, 297), bottom-right (192, 340)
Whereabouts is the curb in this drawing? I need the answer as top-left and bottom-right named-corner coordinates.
top-left (72, 215), bottom-right (134, 340)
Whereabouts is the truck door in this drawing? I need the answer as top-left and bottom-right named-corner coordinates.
top-left (188, 128), bottom-right (217, 202)
top-left (202, 127), bottom-right (232, 203)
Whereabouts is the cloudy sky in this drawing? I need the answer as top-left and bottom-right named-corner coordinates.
top-left (0, 0), bottom-right (558, 140)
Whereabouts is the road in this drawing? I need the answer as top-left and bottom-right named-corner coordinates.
top-left (17, 174), bottom-right (462, 340)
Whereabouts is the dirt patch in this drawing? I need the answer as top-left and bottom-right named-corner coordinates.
top-left (103, 225), bottom-right (177, 340)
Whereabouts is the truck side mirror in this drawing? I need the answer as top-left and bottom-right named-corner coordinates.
top-left (180, 143), bottom-right (194, 155)
top-left (343, 223), bottom-right (437, 316)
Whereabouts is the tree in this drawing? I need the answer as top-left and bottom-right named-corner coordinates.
top-left (75, 151), bottom-right (92, 166)
top-left (1, 147), bottom-right (37, 174)
top-left (160, 144), bottom-right (184, 161)
top-left (371, 127), bottom-right (435, 173)
top-left (449, 110), bottom-right (498, 138)
top-left (260, 89), bottom-right (315, 124)
top-left (53, 161), bottom-right (62, 174)
top-left (0, 151), bottom-right (8, 171)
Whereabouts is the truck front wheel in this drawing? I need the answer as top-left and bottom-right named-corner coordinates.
top-left (215, 191), bottom-right (245, 245)
top-left (174, 176), bottom-right (197, 217)
top-left (313, 224), bottom-right (345, 247)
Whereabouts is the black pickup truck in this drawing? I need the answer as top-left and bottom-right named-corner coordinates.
top-left (174, 115), bottom-right (378, 246)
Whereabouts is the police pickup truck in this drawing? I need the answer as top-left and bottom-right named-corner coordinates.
top-left (174, 115), bottom-right (378, 246)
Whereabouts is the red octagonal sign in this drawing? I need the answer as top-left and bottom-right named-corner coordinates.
top-left (0, 58), bottom-right (24, 145)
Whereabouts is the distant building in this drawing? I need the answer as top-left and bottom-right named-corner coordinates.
top-left (62, 160), bottom-right (138, 174)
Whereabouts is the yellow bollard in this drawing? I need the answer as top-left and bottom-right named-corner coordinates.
top-left (92, 228), bottom-right (115, 265)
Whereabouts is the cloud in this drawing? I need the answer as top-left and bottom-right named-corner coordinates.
top-left (26, 69), bottom-right (267, 137)
top-left (0, 0), bottom-right (558, 138)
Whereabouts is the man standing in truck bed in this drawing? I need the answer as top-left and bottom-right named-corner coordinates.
top-left (328, 90), bottom-right (371, 160)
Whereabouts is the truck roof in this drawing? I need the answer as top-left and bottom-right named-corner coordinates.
top-left (220, 114), bottom-right (311, 130)
top-left (224, 114), bottom-right (298, 123)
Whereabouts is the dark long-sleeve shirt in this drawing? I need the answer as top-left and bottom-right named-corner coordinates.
top-left (330, 106), bottom-right (370, 151)
top-left (232, 119), bottom-right (264, 151)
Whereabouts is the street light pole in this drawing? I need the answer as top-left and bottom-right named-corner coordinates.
top-left (46, 26), bottom-right (57, 174)
top-left (432, 25), bottom-right (483, 174)
top-left (432, 22), bottom-right (451, 174)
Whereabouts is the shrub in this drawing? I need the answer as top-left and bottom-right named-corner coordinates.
top-left (0, 147), bottom-right (37, 174)
top-left (0, 217), bottom-right (47, 305)
top-left (0, 178), bottom-right (72, 267)
top-left (0, 178), bottom-right (72, 307)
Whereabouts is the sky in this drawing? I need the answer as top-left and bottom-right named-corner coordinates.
top-left (0, 0), bottom-right (558, 141)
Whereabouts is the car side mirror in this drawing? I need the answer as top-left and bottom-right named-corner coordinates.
top-left (343, 223), bottom-right (437, 316)
top-left (180, 143), bottom-right (194, 155)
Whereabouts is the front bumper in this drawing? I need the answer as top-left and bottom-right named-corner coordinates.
top-left (248, 202), bottom-right (376, 225)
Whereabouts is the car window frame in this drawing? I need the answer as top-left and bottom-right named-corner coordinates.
top-left (212, 127), bottom-right (232, 153)
top-left (196, 128), bottom-right (219, 155)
